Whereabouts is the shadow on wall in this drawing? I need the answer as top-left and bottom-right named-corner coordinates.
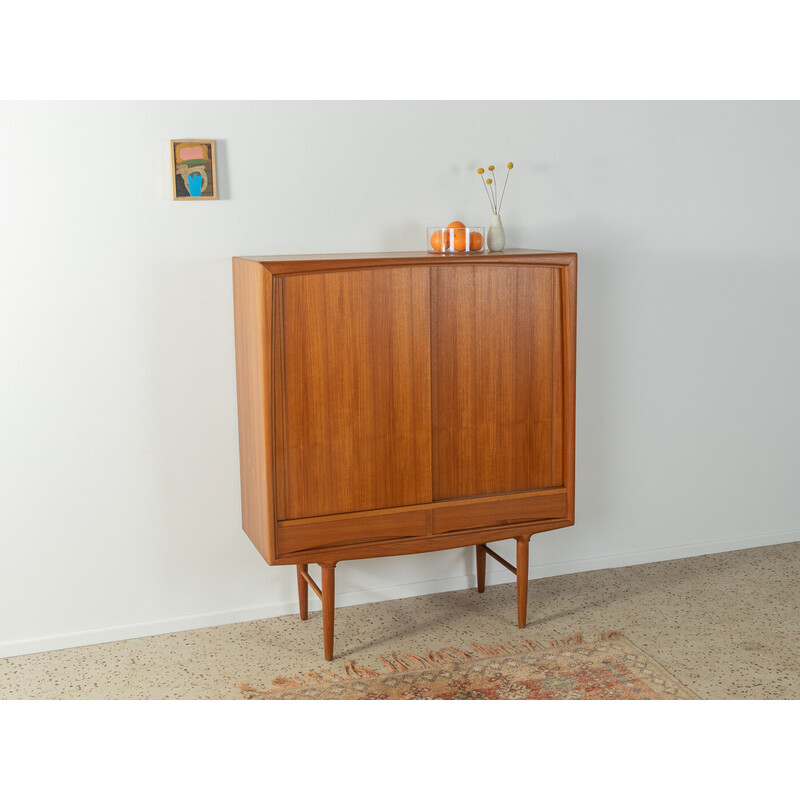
top-left (214, 139), bottom-right (229, 201)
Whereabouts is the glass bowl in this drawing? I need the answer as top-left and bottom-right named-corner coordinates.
top-left (427, 225), bottom-right (485, 254)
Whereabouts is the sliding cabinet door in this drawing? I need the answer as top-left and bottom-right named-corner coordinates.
top-left (431, 264), bottom-right (565, 502)
top-left (275, 267), bottom-right (432, 520)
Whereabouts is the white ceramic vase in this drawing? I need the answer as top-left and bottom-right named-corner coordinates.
top-left (487, 214), bottom-right (505, 251)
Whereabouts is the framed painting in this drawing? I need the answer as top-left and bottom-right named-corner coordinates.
top-left (171, 139), bottom-right (218, 200)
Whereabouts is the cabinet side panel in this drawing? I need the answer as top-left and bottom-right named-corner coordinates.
top-left (552, 269), bottom-right (564, 486)
top-left (432, 264), bottom-right (562, 500)
top-left (561, 256), bottom-right (577, 522)
top-left (232, 258), bottom-right (275, 563)
top-left (279, 267), bottom-right (432, 519)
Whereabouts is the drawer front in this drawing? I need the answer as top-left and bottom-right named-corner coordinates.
top-left (432, 491), bottom-right (567, 535)
top-left (277, 509), bottom-right (428, 556)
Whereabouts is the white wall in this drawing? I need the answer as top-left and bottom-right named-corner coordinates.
top-left (2, 101), bottom-right (799, 658)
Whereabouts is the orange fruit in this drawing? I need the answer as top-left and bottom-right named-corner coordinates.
top-left (469, 231), bottom-right (483, 251)
top-left (452, 228), bottom-right (467, 251)
top-left (446, 221), bottom-right (467, 251)
top-left (429, 230), bottom-right (447, 251)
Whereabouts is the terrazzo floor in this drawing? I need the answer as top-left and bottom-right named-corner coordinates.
top-left (1, 541), bottom-right (799, 699)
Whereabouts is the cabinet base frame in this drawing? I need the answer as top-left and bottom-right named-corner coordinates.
top-left (297, 537), bottom-right (532, 661)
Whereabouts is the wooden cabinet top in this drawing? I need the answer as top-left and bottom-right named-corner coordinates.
top-left (234, 249), bottom-right (577, 275)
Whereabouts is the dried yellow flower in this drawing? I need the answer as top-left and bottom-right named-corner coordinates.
top-left (475, 158), bottom-right (513, 215)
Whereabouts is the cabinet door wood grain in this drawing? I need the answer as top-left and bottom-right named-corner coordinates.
top-left (275, 267), bottom-right (432, 519)
top-left (432, 264), bottom-right (564, 500)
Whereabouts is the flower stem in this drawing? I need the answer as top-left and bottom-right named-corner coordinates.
top-left (498, 167), bottom-right (510, 213)
top-left (481, 174), bottom-right (495, 213)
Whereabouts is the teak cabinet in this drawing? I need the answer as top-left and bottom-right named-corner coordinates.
top-left (232, 250), bottom-right (577, 660)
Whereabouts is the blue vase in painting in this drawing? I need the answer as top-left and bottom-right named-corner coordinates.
top-left (187, 172), bottom-right (203, 197)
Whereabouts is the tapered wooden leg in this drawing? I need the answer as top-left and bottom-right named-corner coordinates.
top-left (516, 538), bottom-right (530, 628)
top-left (476, 544), bottom-right (486, 593)
top-left (297, 564), bottom-right (309, 620)
top-left (321, 564), bottom-right (336, 661)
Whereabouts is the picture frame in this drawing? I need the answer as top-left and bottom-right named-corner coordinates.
top-left (171, 139), bottom-right (218, 200)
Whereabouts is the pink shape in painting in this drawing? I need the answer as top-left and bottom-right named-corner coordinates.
top-left (178, 145), bottom-right (204, 161)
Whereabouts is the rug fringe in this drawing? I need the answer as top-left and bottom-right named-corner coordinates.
top-left (344, 661), bottom-right (381, 679)
top-left (238, 631), bottom-right (624, 696)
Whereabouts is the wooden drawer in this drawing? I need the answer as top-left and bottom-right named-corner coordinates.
top-left (277, 508), bottom-right (428, 557)
top-left (432, 490), bottom-right (567, 535)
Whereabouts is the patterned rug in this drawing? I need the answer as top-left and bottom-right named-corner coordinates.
top-left (237, 631), bottom-right (698, 700)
